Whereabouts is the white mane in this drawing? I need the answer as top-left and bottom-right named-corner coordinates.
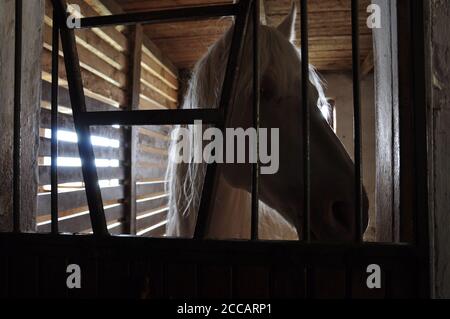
top-left (165, 23), bottom-right (329, 237)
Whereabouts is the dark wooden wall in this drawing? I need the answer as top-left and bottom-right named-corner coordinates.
top-left (0, 233), bottom-right (424, 299)
top-left (0, 0), bottom-right (44, 232)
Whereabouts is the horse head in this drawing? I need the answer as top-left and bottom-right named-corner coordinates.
top-left (167, 3), bottom-right (369, 241)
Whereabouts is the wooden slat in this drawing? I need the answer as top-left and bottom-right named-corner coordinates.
top-left (139, 221), bottom-right (167, 237)
top-left (65, 0), bottom-right (129, 52)
top-left (137, 182), bottom-right (166, 197)
top-left (141, 67), bottom-right (178, 102)
top-left (44, 1), bottom-right (127, 69)
top-left (39, 166), bottom-right (126, 185)
top-left (142, 36), bottom-right (179, 78)
top-left (84, 0), bottom-right (179, 78)
top-left (136, 193), bottom-right (169, 214)
top-left (41, 80), bottom-right (119, 112)
top-left (37, 185), bottom-right (125, 216)
top-left (140, 83), bottom-right (177, 109)
top-left (141, 52), bottom-right (178, 90)
top-left (43, 23), bottom-right (127, 88)
top-left (138, 129), bottom-right (170, 149)
top-left (42, 49), bottom-right (127, 106)
top-left (136, 208), bottom-right (168, 232)
top-left (137, 152), bottom-right (168, 171)
top-left (138, 126), bottom-right (171, 141)
top-left (39, 137), bottom-right (124, 160)
top-left (37, 203), bottom-right (125, 233)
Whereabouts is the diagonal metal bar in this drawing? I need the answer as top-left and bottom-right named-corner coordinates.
top-left (193, 0), bottom-right (254, 239)
top-left (51, 0), bottom-right (108, 236)
top-left (79, 4), bottom-right (238, 28)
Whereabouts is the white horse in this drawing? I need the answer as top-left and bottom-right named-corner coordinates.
top-left (165, 4), bottom-right (368, 241)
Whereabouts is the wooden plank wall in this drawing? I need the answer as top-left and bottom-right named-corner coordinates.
top-left (37, 0), bottom-right (178, 237)
top-left (0, 0), bottom-right (44, 232)
top-left (0, 233), bottom-right (422, 299)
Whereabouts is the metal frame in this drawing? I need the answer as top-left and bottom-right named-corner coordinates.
top-left (46, 0), bottom-right (429, 249)
top-left (51, 0), bottom-right (258, 237)
top-left (5, 0), bottom-right (429, 298)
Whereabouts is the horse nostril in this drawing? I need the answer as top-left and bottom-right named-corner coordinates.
top-left (331, 201), bottom-right (351, 229)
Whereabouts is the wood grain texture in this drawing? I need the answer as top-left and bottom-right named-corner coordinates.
top-left (114, 0), bottom-right (373, 70)
top-left (373, 0), bottom-right (399, 242)
top-left (0, 0), bottom-right (15, 232)
top-left (429, 0), bottom-right (450, 299)
top-left (18, 0), bottom-right (45, 231)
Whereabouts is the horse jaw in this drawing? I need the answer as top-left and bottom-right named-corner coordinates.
top-left (277, 1), bottom-right (296, 43)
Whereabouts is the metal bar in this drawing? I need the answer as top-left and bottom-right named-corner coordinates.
top-left (51, 9), bottom-right (59, 235)
top-left (79, 4), bottom-right (238, 29)
top-left (410, 0), bottom-right (430, 298)
top-left (79, 109), bottom-right (222, 126)
top-left (351, 0), bottom-right (363, 242)
top-left (52, 0), bottom-right (108, 236)
top-left (251, 0), bottom-right (260, 241)
top-left (300, 0), bottom-right (311, 242)
top-left (13, 0), bottom-right (23, 233)
top-left (194, 0), bottom-right (254, 239)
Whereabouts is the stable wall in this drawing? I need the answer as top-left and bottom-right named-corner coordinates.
top-left (428, 0), bottom-right (450, 299)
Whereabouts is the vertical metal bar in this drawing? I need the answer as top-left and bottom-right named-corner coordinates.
top-left (251, 0), bottom-right (260, 241)
top-left (52, 0), bottom-right (108, 236)
top-left (51, 9), bottom-right (59, 235)
top-left (410, 0), bottom-right (430, 298)
top-left (300, 0), bottom-right (311, 242)
top-left (194, 0), bottom-right (254, 239)
top-left (13, 0), bottom-right (23, 233)
top-left (351, 0), bottom-right (363, 242)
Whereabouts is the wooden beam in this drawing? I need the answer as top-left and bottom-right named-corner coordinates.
top-left (0, 0), bottom-right (44, 231)
top-left (373, 0), bottom-right (399, 242)
top-left (0, 0), bottom-right (16, 231)
top-left (124, 24), bottom-right (143, 235)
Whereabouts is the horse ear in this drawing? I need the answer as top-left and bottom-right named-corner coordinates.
top-left (277, 1), bottom-right (296, 42)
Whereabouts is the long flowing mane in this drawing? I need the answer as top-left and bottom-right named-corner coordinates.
top-left (165, 23), bottom-right (329, 237)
